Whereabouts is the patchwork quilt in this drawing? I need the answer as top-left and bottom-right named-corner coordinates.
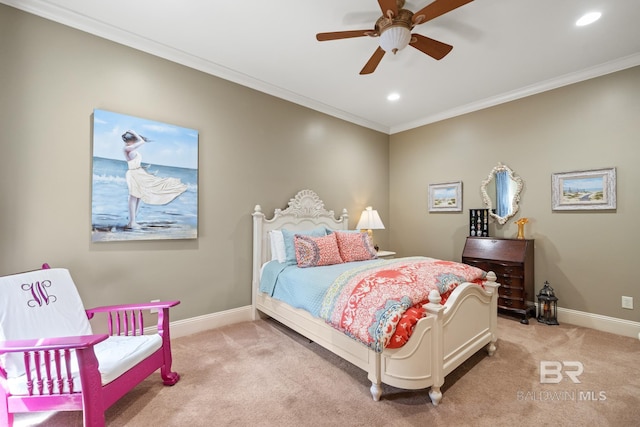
top-left (318, 257), bottom-right (486, 352)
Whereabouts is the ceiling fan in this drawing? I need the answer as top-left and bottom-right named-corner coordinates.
top-left (316, 0), bottom-right (473, 75)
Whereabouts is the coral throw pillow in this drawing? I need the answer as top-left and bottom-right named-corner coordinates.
top-left (294, 233), bottom-right (344, 268)
top-left (334, 231), bottom-right (378, 262)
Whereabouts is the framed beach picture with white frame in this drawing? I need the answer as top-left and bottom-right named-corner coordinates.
top-left (91, 109), bottom-right (199, 242)
top-left (551, 167), bottom-right (616, 211)
top-left (428, 181), bottom-right (463, 212)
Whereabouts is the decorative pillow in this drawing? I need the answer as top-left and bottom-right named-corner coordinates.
top-left (294, 233), bottom-right (344, 268)
top-left (282, 227), bottom-right (327, 265)
top-left (335, 231), bottom-right (378, 262)
top-left (325, 227), bottom-right (359, 235)
top-left (269, 230), bottom-right (286, 263)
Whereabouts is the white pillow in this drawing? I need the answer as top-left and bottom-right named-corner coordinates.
top-left (269, 230), bottom-right (286, 263)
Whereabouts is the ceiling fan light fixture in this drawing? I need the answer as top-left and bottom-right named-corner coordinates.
top-left (317, 0), bottom-right (474, 74)
top-left (379, 26), bottom-right (411, 54)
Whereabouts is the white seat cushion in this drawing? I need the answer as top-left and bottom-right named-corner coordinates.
top-left (7, 334), bottom-right (162, 395)
top-left (96, 334), bottom-right (162, 384)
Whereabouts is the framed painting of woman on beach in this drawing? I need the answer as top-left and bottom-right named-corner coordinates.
top-left (91, 109), bottom-right (198, 242)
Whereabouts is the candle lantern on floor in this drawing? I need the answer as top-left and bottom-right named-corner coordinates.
top-left (537, 281), bottom-right (559, 325)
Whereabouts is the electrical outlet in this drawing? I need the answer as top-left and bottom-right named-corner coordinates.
top-left (622, 296), bottom-right (633, 310)
top-left (150, 299), bottom-right (160, 314)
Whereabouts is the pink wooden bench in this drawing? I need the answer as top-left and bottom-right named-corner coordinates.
top-left (0, 265), bottom-right (180, 426)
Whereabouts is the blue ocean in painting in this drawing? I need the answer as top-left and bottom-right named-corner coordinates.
top-left (92, 156), bottom-right (198, 241)
top-left (562, 177), bottom-right (603, 193)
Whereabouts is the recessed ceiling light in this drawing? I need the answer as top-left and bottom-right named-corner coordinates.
top-left (576, 11), bottom-right (601, 26)
top-left (387, 92), bottom-right (400, 102)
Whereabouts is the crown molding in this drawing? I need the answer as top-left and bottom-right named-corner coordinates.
top-left (391, 53), bottom-right (640, 134)
top-left (4, 1), bottom-right (639, 136)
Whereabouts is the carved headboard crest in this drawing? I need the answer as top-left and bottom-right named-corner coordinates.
top-left (275, 189), bottom-right (335, 218)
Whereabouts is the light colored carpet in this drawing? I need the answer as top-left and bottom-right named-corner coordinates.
top-left (14, 316), bottom-right (640, 426)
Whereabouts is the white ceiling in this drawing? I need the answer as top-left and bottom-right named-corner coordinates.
top-left (5, 0), bottom-right (640, 134)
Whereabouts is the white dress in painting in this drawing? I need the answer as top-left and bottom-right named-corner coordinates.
top-left (125, 153), bottom-right (187, 205)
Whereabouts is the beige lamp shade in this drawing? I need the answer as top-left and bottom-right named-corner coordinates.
top-left (356, 206), bottom-right (385, 231)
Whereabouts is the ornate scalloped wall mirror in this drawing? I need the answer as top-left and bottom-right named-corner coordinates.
top-left (481, 163), bottom-right (524, 225)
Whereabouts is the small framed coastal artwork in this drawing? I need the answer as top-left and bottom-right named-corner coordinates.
top-left (428, 181), bottom-right (463, 212)
top-left (91, 109), bottom-right (199, 242)
top-left (551, 167), bottom-right (616, 211)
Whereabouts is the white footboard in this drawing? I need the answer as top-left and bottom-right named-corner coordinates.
top-left (374, 272), bottom-right (499, 405)
top-left (252, 190), bottom-right (500, 405)
top-left (257, 272), bottom-right (499, 405)
top-left (441, 274), bottom-right (499, 375)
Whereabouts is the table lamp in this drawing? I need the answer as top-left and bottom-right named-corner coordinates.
top-left (356, 206), bottom-right (385, 250)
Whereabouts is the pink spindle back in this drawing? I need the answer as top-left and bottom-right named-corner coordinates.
top-left (108, 310), bottom-right (145, 336)
top-left (22, 349), bottom-right (75, 395)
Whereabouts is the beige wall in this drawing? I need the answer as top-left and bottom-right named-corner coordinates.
top-left (390, 66), bottom-right (640, 321)
top-left (2, 5), bottom-right (638, 325)
top-left (0, 6), bottom-right (389, 321)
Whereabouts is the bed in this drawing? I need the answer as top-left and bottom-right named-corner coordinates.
top-left (251, 189), bottom-right (499, 405)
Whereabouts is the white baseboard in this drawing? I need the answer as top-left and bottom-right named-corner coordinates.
top-left (168, 305), bottom-right (253, 338)
top-left (556, 306), bottom-right (640, 339)
top-left (163, 305), bottom-right (640, 341)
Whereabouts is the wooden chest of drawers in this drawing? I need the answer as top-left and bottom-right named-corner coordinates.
top-left (462, 237), bottom-right (535, 324)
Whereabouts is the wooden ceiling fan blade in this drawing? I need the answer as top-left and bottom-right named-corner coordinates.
top-left (412, 0), bottom-right (473, 25)
top-left (360, 47), bottom-right (386, 75)
top-left (378, 0), bottom-right (398, 19)
top-left (316, 30), bottom-right (376, 41)
top-left (409, 34), bottom-right (453, 60)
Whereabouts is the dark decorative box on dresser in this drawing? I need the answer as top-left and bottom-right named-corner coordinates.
top-left (462, 237), bottom-right (535, 324)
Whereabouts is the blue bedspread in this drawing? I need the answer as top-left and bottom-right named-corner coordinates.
top-left (260, 259), bottom-right (388, 317)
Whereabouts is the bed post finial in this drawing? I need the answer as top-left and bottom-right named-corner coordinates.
top-left (254, 204), bottom-right (262, 213)
top-left (428, 289), bottom-right (441, 305)
top-left (424, 289), bottom-right (444, 315)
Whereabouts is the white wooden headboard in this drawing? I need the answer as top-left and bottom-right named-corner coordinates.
top-left (251, 189), bottom-right (349, 306)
